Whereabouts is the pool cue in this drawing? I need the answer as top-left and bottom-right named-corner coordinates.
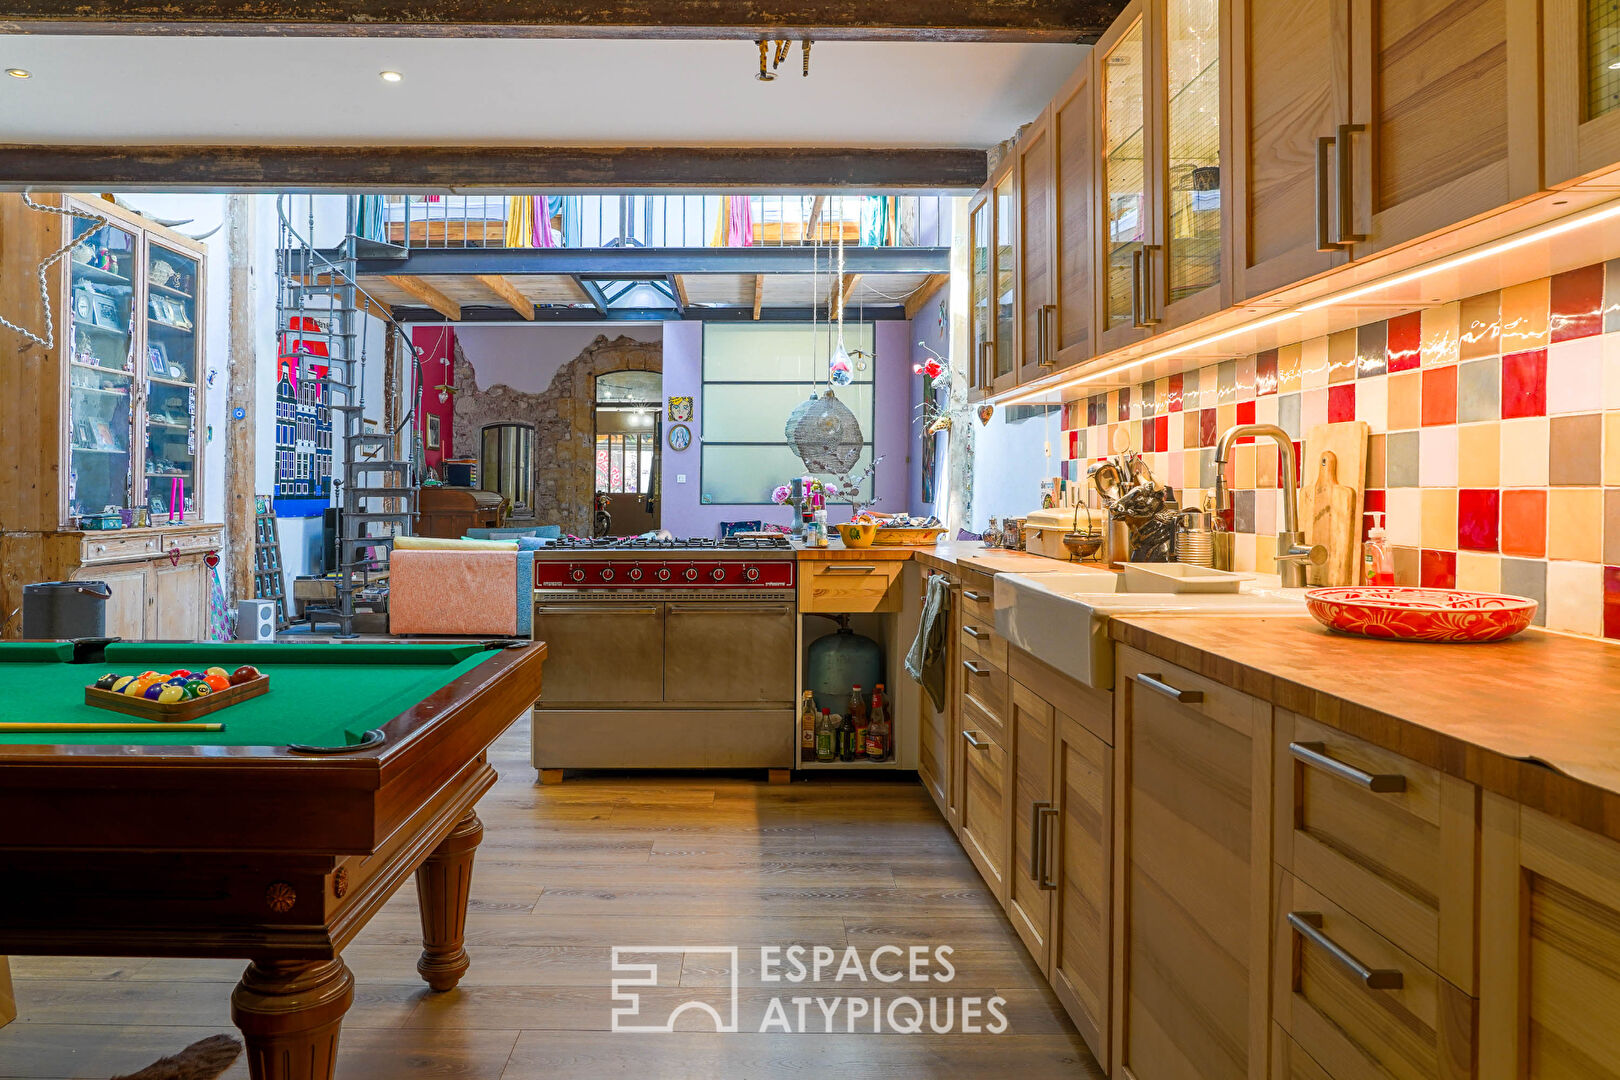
top-left (0, 723), bottom-right (225, 733)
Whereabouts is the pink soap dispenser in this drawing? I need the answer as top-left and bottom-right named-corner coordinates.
top-left (1362, 512), bottom-right (1393, 586)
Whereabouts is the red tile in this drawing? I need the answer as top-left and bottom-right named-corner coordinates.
top-left (1501, 489), bottom-right (1547, 557)
top-left (1362, 488), bottom-right (1386, 540)
top-left (1167, 373), bottom-right (1184, 412)
top-left (1501, 348), bottom-right (1548, 418)
top-left (1458, 489), bottom-right (1500, 552)
top-left (1387, 312), bottom-right (1422, 372)
top-left (1421, 365), bottom-right (1458, 426)
top-left (1551, 262), bottom-right (1605, 342)
top-left (1154, 414), bottom-right (1168, 453)
top-left (1256, 350), bottom-right (1279, 396)
top-left (1292, 440), bottom-right (1303, 487)
top-left (1420, 549), bottom-right (1458, 588)
top-left (1067, 429), bottom-right (1079, 458)
top-left (1328, 383), bottom-right (1356, 423)
top-left (1118, 387), bottom-right (1132, 422)
top-left (1236, 399), bottom-right (1255, 428)
top-left (1200, 408), bottom-right (1217, 448)
top-left (1606, 567), bottom-right (1620, 640)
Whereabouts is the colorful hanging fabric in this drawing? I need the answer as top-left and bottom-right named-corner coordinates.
top-left (709, 196), bottom-right (730, 247)
top-left (505, 195), bottom-right (534, 249)
top-left (861, 196), bottom-right (898, 246)
top-left (354, 195), bottom-right (386, 242)
top-left (708, 196), bottom-right (756, 247)
top-left (532, 195), bottom-right (559, 248)
top-left (207, 563), bottom-right (232, 641)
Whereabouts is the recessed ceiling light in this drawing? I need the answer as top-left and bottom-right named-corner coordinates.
top-left (379, 70), bottom-right (403, 83)
top-left (5, 69), bottom-right (30, 79)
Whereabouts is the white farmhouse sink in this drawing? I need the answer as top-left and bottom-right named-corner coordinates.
top-left (993, 569), bottom-right (1307, 689)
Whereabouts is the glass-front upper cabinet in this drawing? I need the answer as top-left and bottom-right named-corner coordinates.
top-left (1098, 13), bottom-right (1149, 350)
top-left (65, 216), bottom-right (137, 522)
top-left (992, 169), bottom-right (1017, 389)
top-left (969, 190), bottom-right (993, 394)
top-left (1161, 0), bottom-right (1222, 314)
top-left (143, 242), bottom-right (201, 521)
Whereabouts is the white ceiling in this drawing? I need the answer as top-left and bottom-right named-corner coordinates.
top-left (0, 36), bottom-right (1083, 148)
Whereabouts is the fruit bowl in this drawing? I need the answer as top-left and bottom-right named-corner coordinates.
top-left (1305, 587), bottom-right (1538, 643)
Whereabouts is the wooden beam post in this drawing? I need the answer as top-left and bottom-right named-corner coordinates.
top-left (831, 273), bottom-right (863, 316)
top-left (474, 274), bottom-right (535, 320)
top-left (224, 194), bottom-right (257, 610)
top-left (805, 195), bottom-right (827, 241)
top-left (672, 274), bottom-right (691, 309)
top-left (905, 273), bottom-right (952, 319)
top-left (385, 276), bottom-right (461, 321)
top-left (752, 275), bottom-right (765, 320)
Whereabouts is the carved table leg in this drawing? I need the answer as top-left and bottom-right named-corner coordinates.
top-left (416, 808), bottom-right (483, 991)
top-left (231, 958), bottom-right (353, 1080)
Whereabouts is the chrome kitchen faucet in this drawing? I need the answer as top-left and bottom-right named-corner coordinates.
top-left (1213, 423), bottom-right (1327, 589)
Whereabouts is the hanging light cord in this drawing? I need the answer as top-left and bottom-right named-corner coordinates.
top-left (1, 192), bottom-right (109, 351)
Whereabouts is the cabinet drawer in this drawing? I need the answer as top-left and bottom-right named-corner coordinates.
top-left (1117, 648), bottom-right (1257, 733)
top-left (1275, 873), bottom-right (1475, 1080)
top-left (959, 580), bottom-right (995, 625)
top-left (799, 561), bottom-right (902, 613)
top-left (959, 616), bottom-right (1010, 670)
top-left (959, 721), bottom-right (1009, 898)
top-left (960, 651), bottom-right (1008, 721)
top-left (1276, 712), bottom-right (1478, 990)
top-left (960, 692), bottom-right (1006, 750)
top-left (81, 534), bottom-right (161, 564)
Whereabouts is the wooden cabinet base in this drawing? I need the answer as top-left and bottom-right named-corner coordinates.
top-left (0, 955), bottom-right (13, 1029)
top-left (414, 809), bottom-right (482, 992)
top-left (232, 958), bottom-right (354, 1080)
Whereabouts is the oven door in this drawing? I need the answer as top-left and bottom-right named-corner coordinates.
top-left (533, 602), bottom-right (664, 706)
top-left (663, 601), bottom-right (796, 706)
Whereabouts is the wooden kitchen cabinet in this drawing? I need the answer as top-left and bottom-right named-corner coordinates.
top-left (958, 697), bottom-right (1010, 904)
top-left (1007, 681), bottom-right (1057, 968)
top-left (1113, 646), bottom-right (1272, 1080)
top-left (1479, 794), bottom-right (1620, 1080)
top-left (916, 574), bottom-right (959, 829)
top-left (966, 162), bottom-right (1020, 401)
top-left (1017, 109), bottom-right (1058, 383)
top-left (1052, 55), bottom-right (1098, 370)
top-left (1096, 4), bottom-right (1156, 356)
top-left (797, 560), bottom-right (901, 614)
top-left (1545, 0), bottom-right (1620, 187)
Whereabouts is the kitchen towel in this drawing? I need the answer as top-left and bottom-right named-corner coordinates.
top-left (905, 572), bottom-right (952, 712)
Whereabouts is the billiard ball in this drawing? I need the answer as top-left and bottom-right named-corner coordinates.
top-left (125, 677), bottom-right (156, 697)
top-left (143, 683), bottom-right (167, 700)
top-left (169, 669), bottom-right (192, 679)
top-left (110, 675), bottom-right (136, 694)
top-left (165, 675), bottom-right (191, 687)
top-left (229, 665), bottom-right (261, 686)
top-left (204, 666), bottom-right (229, 680)
top-left (156, 685), bottom-right (185, 704)
top-left (93, 673), bottom-right (119, 690)
top-left (138, 670), bottom-right (159, 680)
top-left (203, 674), bottom-right (231, 693)
top-left (185, 680), bottom-right (212, 698)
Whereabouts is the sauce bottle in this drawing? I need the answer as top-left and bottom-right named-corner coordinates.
top-left (1362, 512), bottom-right (1393, 586)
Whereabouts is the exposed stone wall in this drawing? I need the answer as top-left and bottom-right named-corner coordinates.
top-left (452, 333), bottom-right (662, 534)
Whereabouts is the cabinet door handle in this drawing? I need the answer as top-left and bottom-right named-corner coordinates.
top-left (1030, 800), bottom-right (1052, 884)
top-left (977, 341), bottom-right (993, 387)
top-left (962, 625), bottom-right (986, 638)
top-left (1039, 305), bottom-right (1058, 369)
top-left (1134, 672), bottom-right (1203, 704)
top-left (962, 660), bottom-right (990, 678)
top-left (962, 590), bottom-right (987, 602)
top-left (1039, 805), bottom-right (1060, 890)
top-left (1130, 248), bottom-right (1147, 329)
top-left (821, 564), bottom-right (877, 574)
top-left (1336, 123), bottom-right (1367, 244)
top-left (1289, 741), bottom-right (1406, 793)
top-left (964, 730), bottom-right (989, 750)
top-left (1140, 244), bottom-right (1162, 325)
top-left (1036, 302), bottom-right (1047, 368)
top-left (1315, 135), bottom-right (1337, 252)
top-left (1287, 911), bottom-right (1403, 990)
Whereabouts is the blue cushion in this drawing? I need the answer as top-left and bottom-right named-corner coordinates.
top-left (533, 524), bottom-right (562, 539)
top-left (515, 551), bottom-right (534, 635)
top-left (514, 536), bottom-right (555, 551)
top-left (720, 519), bottom-right (763, 538)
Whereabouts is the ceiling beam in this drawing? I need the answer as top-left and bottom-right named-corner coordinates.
top-left (753, 275), bottom-right (765, 320)
top-left (390, 303), bottom-right (911, 323)
top-left (671, 274), bottom-right (691, 312)
top-left (0, 145), bottom-right (987, 194)
top-left (473, 274), bottom-right (536, 320)
top-left (904, 272), bottom-right (951, 318)
top-left (572, 275), bottom-right (611, 315)
top-left (384, 275), bottom-right (460, 321)
top-left (333, 245), bottom-right (952, 277)
top-left (0, 1), bottom-right (1124, 42)
top-left (832, 273), bottom-right (863, 315)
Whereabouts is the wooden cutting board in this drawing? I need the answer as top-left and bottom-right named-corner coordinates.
top-left (1296, 421), bottom-right (1368, 586)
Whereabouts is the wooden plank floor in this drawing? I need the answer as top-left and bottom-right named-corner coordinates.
top-left (0, 715), bottom-right (1101, 1079)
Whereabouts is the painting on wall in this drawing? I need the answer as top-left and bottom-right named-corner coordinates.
top-left (668, 395), bottom-right (694, 422)
top-left (425, 413), bottom-right (442, 451)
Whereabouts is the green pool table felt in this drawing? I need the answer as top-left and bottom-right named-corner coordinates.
top-left (0, 642), bottom-right (498, 747)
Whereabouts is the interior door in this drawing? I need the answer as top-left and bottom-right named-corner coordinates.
top-left (664, 601), bottom-right (796, 705)
top-left (1230, 0), bottom-right (1352, 300)
top-left (1018, 110), bottom-right (1057, 384)
top-left (533, 603), bottom-right (665, 705)
top-left (1052, 57), bottom-right (1098, 369)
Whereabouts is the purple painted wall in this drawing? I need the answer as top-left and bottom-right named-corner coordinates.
top-left (659, 319), bottom-right (912, 538)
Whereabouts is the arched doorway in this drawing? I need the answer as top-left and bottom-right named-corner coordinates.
top-left (592, 369), bottom-right (662, 535)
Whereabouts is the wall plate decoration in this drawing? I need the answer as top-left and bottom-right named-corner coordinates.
top-left (668, 396), bottom-right (694, 422)
top-left (668, 423), bottom-right (692, 451)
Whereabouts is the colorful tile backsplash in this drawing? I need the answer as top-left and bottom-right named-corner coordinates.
top-left (1059, 259), bottom-right (1620, 640)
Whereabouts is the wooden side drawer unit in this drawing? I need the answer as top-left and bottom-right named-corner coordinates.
top-left (1276, 711), bottom-right (1479, 991)
top-left (1275, 873), bottom-right (1475, 1080)
top-left (959, 716), bottom-right (1009, 901)
top-left (959, 576), bottom-right (995, 627)
top-left (959, 613), bottom-right (1010, 670)
top-left (960, 650), bottom-right (1009, 722)
top-left (798, 560), bottom-right (902, 613)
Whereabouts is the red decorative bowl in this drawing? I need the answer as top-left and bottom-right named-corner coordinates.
top-left (1304, 586), bottom-right (1538, 643)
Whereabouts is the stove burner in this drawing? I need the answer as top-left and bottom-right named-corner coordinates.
top-left (550, 534), bottom-right (793, 552)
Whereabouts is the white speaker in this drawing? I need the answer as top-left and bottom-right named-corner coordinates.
top-left (237, 599), bottom-right (277, 643)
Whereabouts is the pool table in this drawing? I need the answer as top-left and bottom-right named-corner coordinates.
top-left (0, 638), bottom-right (546, 1080)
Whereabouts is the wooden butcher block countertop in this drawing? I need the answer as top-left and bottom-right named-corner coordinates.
top-left (795, 540), bottom-right (1063, 576)
top-left (1112, 614), bottom-right (1620, 842)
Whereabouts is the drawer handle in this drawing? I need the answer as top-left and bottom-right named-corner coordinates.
top-left (1287, 911), bottom-right (1403, 991)
top-left (964, 730), bottom-right (989, 750)
top-left (822, 564), bottom-right (878, 574)
top-left (963, 625), bottom-right (986, 639)
top-left (962, 590), bottom-right (987, 602)
top-left (1135, 672), bottom-right (1203, 704)
top-left (1289, 742), bottom-right (1406, 794)
top-left (962, 660), bottom-right (990, 678)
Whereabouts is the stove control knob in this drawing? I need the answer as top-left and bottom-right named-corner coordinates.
top-left (684, 567), bottom-right (699, 582)
top-left (657, 568), bottom-right (672, 582)
top-left (570, 568), bottom-right (585, 583)
top-left (628, 567), bottom-right (643, 582)
top-left (600, 568), bottom-right (615, 582)
top-left (745, 566), bottom-right (760, 582)
top-left (711, 567), bottom-right (726, 581)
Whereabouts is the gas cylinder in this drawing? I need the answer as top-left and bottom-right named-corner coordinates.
top-left (805, 615), bottom-right (883, 716)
